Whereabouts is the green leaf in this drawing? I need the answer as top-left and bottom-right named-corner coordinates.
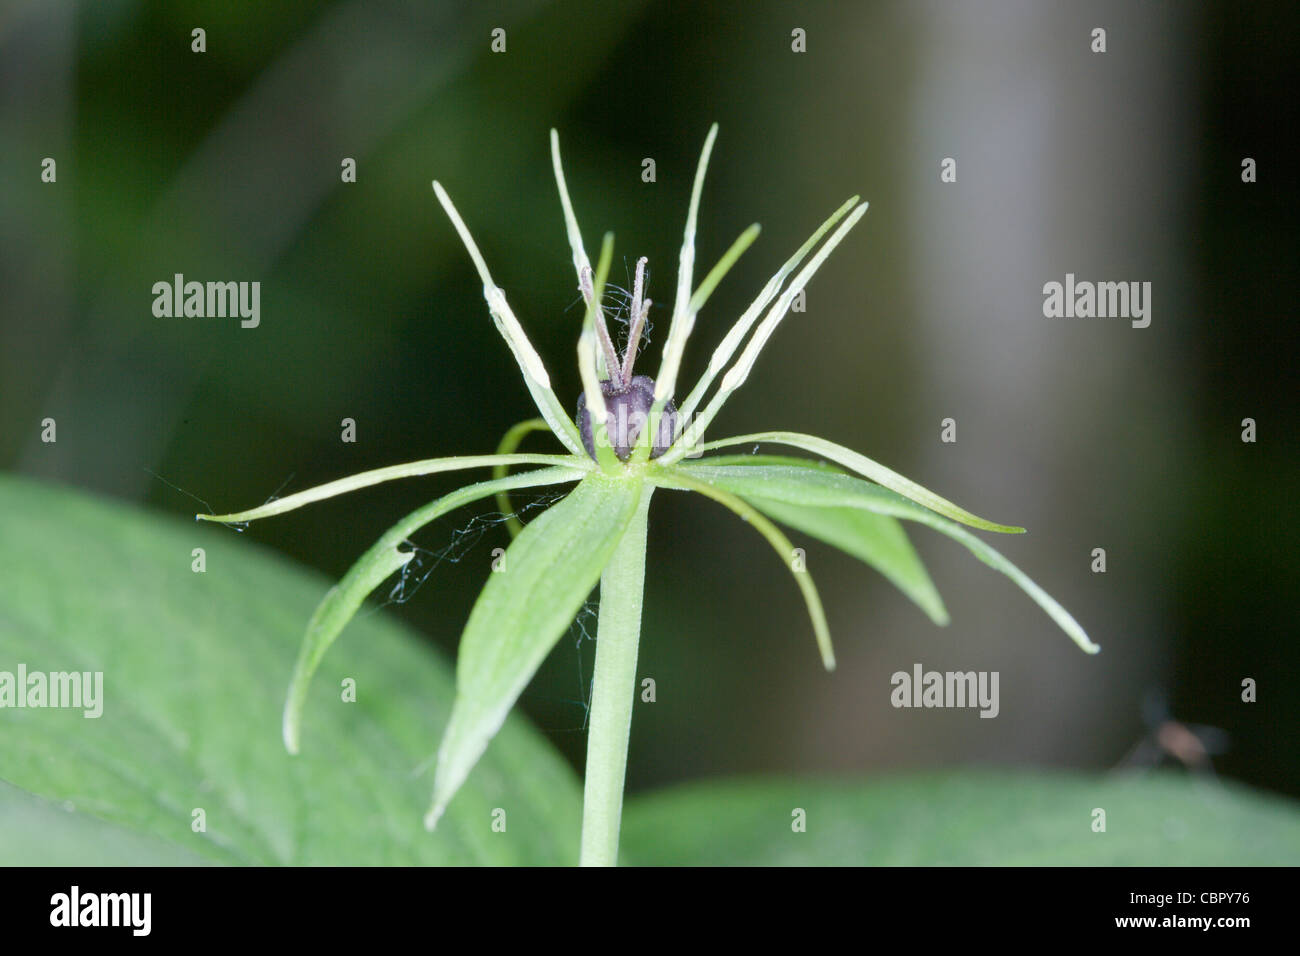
top-left (680, 454), bottom-right (949, 624)
top-left (622, 772), bottom-right (1300, 865)
top-left (428, 475), bottom-right (644, 827)
top-left (283, 465), bottom-right (587, 755)
top-left (679, 454), bottom-right (948, 625)
top-left (682, 453), bottom-right (840, 471)
top-left (676, 463), bottom-right (1097, 653)
top-left (0, 474), bottom-right (581, 864)
top-left (745, 497), bottom-right (948, 626)
top-left (0, 780), bottom-right (213, 865)
top-left (684, 432), bottom-right (1025, 534)
top-left (651, 469), bottom-right (835, 670)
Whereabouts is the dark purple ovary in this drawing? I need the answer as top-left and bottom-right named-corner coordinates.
top-left (576, 375), bottom-right (678, 461)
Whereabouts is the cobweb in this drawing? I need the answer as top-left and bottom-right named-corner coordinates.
top-left (563, 257), bottom-right (656, 366)
top-left (373, 488), bottom-right (601, 734)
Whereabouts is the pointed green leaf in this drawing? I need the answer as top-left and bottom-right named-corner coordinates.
top-left (679, 455), bottom-right (947, 624)
top-left (681, 431), bottom-right (1025, 534)
top-left (675, 463), bottom-right (1098, 654)
top-left (744, 497), bottom-right (949, 627)
top-left (650, 469), bottom-right (835, 670)
top-left (678, 453), bottom-right (840, 471)
top-left (428, 476), bottom-right (644, 827)
top-left (283, 465), bottom-right (587, 754)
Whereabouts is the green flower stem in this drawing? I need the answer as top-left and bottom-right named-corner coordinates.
top-left (579, 486), bottom-right (653, 866)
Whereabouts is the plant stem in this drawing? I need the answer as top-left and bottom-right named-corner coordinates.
top-left (579, 487), bottom-right (652, 866)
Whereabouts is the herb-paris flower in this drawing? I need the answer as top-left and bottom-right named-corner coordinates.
top-left (198, 125), bottom-right (1098, 866)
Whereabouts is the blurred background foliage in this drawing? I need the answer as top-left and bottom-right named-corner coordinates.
top-left (2, 0), bottom-right (1295, 801)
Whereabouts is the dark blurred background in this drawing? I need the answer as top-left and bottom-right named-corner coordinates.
top-left (2, 1), bottom-right (1295, 798)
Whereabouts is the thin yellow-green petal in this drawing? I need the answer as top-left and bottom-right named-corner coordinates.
top-left (672, 203), bottom-right (868, 450)
top-left (675, 196), bottom-right (859, 429)
top-left (492, 418), bottom-right (553, 538)
top-left (196, 453), bottom-right (588, 524)
top-left (432, 180), bottom-right (586, 456)
top-left (550, 129), bottom-right (592, 285)
top-left (652, 468), bottom-right (835, 670)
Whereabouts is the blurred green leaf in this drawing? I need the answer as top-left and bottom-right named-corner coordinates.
top-left (0, 781), bottom-right (211, 866)
top-left (622, 772), bottom-right (1300, 865)
top-left (0, 474), bottom-right (580, 865)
